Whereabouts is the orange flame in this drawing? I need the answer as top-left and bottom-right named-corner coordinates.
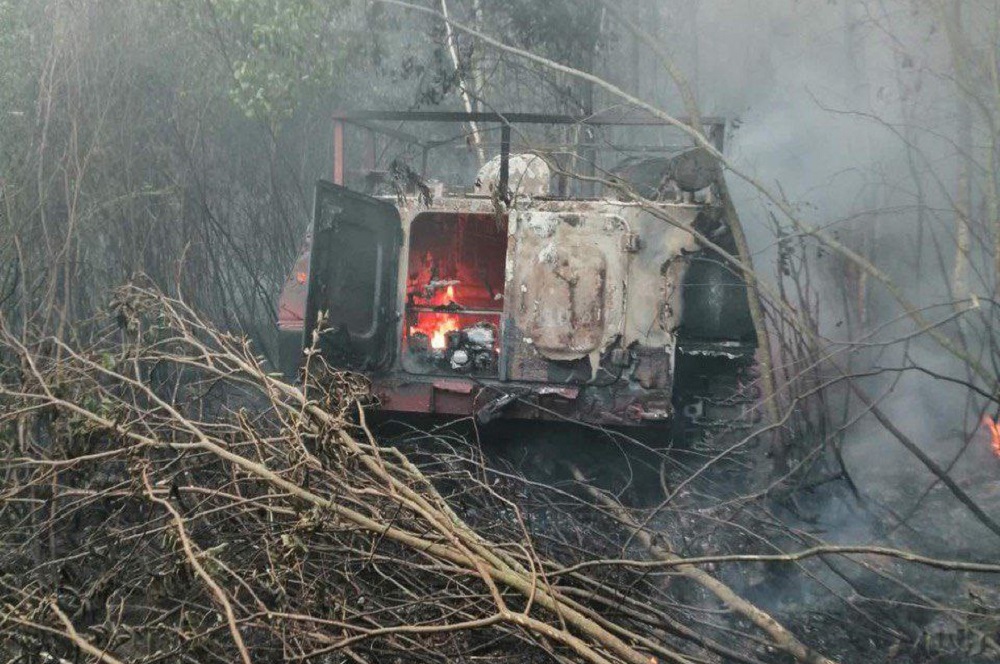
top-left (429, 316), bottom-right (459, 349)
top-left (409, 285), bottom-right (461, 350)
top-left (409, 315), bottom-right (460, 349)
top-left (982, 416), bottom-right (1000, 458)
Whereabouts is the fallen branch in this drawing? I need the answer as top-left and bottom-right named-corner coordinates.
top-left (570, 466), bottom-right (839, 664)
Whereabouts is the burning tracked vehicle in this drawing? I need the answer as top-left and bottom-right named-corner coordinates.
top-left (277, 111), bottom-right (757, 427)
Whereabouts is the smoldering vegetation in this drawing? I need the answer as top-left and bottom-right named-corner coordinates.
top-left (1, 1), bottom-right (1000, 663)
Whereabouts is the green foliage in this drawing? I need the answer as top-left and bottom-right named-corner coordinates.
top-left (172, 0), bottom-right (364, 121)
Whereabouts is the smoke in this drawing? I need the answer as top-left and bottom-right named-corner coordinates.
top-left (597, 0), bottom-right (1000, 559)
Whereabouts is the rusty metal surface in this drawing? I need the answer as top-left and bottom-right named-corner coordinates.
top-left (332, 121), bottom-right (344, 185)
top-left (504, 200), bottom-right (698, 374)
top-left (432, 378), bottom-right (475, 394)
top-left (631, 346), bottom-right (673, 390)
top-left (508, 207), bottom-right (624, 371)
top-left (371, 375), bottom-right (673, 427)
top-left (276, 233), bottom-right (312, 332)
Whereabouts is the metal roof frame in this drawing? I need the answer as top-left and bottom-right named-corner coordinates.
top-left (330, 109), bottom-right (726, 200)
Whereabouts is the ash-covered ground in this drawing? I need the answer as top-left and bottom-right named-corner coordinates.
top-left (376, 412), bottom-right (1000, 664)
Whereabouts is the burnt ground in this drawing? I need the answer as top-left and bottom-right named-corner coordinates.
top-left (374, 414), bottom-right (1000, 664)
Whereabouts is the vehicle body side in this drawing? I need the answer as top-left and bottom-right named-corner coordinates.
top-left (280, 185), bottom-right (756, 426)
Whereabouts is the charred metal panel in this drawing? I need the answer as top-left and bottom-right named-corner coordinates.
top-left (496, 200), bottom-right (700, 420)
top-left (620, 204), bottom-right (700, 350)
top-left (506, 201), bottom-right (700, 356)
top-left (525, 244), bottom-right (607, 355)
top-left (507, 209), bottom-right (628, 376)
top-left (304, 182), bottom-right (401, 371)
top-left (631, 346), bottom-right (672, 390)
top-left (679, 252), bottom-right (756, 342)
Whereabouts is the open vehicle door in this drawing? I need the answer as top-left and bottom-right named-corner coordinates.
top-left (303, 181), bottom-right (401, 371)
